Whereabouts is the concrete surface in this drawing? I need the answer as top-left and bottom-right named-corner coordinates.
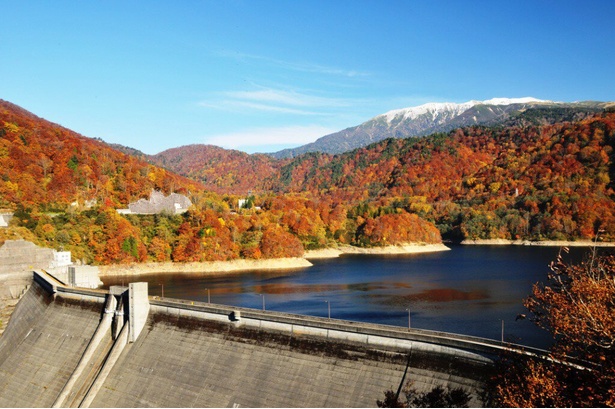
top-left (0, 273), bottom-right (497, 407)
top-left (128, 282), bottom-right (149, 343)
top-left (0, 240), bottom-right (102, 336)
top-left (0, 281), bottom-right (104, 407)
top-left (0, 240), bottom-right (55, 275)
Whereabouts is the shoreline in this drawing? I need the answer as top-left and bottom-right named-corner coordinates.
top-left (460, 239), bottom-right (615, 247)
top-left (98, 243), bottom-right (451, 276)
top-left (304, 243), bottom-right (451, 259)
top-left (97, 239), bottom-right (614, 277)
top-left (98, 257), bottom-right (313, 277)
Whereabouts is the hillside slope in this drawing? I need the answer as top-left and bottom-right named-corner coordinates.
top-left (150, 144), bottom-right (283, 195)
top-left (130, 108), bottom-right (615, 243)
top-left (0, 100), bottom-right (442, 265)
top-left (3, 99), bottom-right (614, 265)
top-left (268, 113), bottom-right (615, 241)
top-left (0, 99), bottom-right (203, 210)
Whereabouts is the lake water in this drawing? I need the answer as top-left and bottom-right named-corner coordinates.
top-left (102, 245), bottom-right (611, 349)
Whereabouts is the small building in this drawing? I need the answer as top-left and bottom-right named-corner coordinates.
top-left (50, 251), bottom-right (72, 268)
top-left (47, 249), bottom-right (102, 289)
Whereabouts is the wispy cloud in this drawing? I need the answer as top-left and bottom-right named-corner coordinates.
top-left (218, 50), bottom-right (371, 78)
top-left (199, 86), bottom-right (360, 116)
top-left (204, 125), bottom-right (335, 151)
top-left (199, 99), bottom-right (322, 115)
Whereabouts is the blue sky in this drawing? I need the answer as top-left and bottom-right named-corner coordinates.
top-left (2, 1), bottom-right (614, 155)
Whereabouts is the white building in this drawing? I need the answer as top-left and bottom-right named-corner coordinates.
top-left (50, 251), bottom-right (72, 268)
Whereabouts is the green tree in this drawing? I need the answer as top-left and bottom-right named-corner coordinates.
top-left (121, 236), bottom-right (139, 258)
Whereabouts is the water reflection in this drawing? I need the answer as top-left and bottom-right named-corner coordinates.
top-left (103, 245), bottom-right (613, 348)
top-left (395, 288), bottom-right (490, 303)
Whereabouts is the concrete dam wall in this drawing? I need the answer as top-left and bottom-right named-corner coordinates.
top-left (0, 240), bottom-right (101, 336)
top-left (0, 271), bottom-right (527, 407)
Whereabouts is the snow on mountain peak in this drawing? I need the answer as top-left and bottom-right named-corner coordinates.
top-left (381, 97), bottom-right (548, 124)
top-left (481, 97), bottom-right (547, 105)
top-left (382, 101), bottom-right (476, 123)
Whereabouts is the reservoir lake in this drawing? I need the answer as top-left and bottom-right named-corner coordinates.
top-left (102, 245), bottom-right (612, 349)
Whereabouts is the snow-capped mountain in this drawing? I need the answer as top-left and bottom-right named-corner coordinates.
top-left (381, 97), bottom-right (548, 123)
top-left (272, 97), bottom-right (607, 158)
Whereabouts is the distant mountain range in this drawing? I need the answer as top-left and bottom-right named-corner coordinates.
top-left (2, 97), bottom-right (614, 247)
top-left (102, 97), bottom-right (613, 195)
top-left (272, 98), bottom-right (612, 158)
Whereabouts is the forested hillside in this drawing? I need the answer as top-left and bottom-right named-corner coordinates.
top-left (2, 99), bottom-right (613, 266)
top-left (272, 100), bottom-right (610, 158)
top-left (0, 100), bottom-right (440, 264)
top-left (268, 113), bottom-right (615, 241)
top-left (0, 99), bottom-right (202, 209)
top-left (150, 145), bottom-right (283, 194)
top-left (153, 111), bottom-right (615, 243)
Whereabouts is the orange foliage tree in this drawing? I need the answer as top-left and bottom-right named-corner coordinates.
top-left (487, 249), bottom-right (615, 407)
top-left (358, 212), bottom-right (441, 246)
top-left (260, 224), bottom-right (304, 258)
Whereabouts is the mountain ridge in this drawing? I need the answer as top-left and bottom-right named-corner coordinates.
top-left (142, 99), bottom-right (612, 195)
top-left (272, 98), bottom-right (610, 158)
top-left (379, 97), bottom-right (547, 123)
top-left (2, 98), bottom-right (614, 264)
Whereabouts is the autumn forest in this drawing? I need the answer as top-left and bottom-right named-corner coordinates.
top-left (1, 99), bottom-right (614, 265)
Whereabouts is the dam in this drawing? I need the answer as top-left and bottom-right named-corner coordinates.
top-left (0, 270), bottom-right (545, 407)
